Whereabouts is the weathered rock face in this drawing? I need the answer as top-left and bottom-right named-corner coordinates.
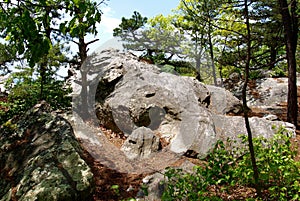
top-left (80, 49), bottom-right (296, 160)
top-left (224, 77), bottom-right (293, 105)
top-left (121, 127), bottom-right (160, 160)
top-left (93, 49), bottom-right (216, 157)
top-left (206, 85), bottom-right (242, 115)
top-left (213, 115), bottom-right (296, 143)
top-left (224, 76), bottom-right (300, 108)
top-left (0, 101), bottom-right (94, 201)
top-left (247, 78), bottom-right (291, 107)
top-left (224, 76), bottom-right (300, 123)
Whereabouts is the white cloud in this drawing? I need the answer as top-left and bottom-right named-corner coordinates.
top-left (101, 6), bottom-right (115, 17)
top-left (87, 5), bottom-right (121, 52)
top-left (99, 6), bottom-right (121, 35)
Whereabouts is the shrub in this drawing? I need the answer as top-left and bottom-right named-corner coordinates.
top-left (0, 76), bottom-right (71, 125)
top-left (271, 66), bottom-right (287, 77)
top-left (162, 127), bottom-right (300, 200)
top-left (249, 70), bottom-right (263, 80)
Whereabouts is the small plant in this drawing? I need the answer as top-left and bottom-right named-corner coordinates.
top-left (140, 183), bottom-right (149, 196)
top-left (162, 167), bottom-right (211, 201)
top-left (111, 184), bottom-right (120, 196)
top-left (249, 70), bottom-right (263, 80)
top-left (162, 126), bottom-right (300, 200)
top-left (238, 127), bottom-right (300, 200)
top-left (271, 66), bottom-right (287, 77)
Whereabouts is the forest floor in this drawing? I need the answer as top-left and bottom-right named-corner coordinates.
top-left (80, 122), bottom-right (300, 201)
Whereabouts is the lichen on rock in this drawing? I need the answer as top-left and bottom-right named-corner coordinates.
top-left (0, 101), bottom-right (94, 201)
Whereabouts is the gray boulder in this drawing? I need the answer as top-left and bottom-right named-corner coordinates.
top-left (0, 101), bottom-right (94, 201)
top-left (248, 78), bottom-right (290, 106)
top-left (213, 115), bottom-right (296, 143)
top-left (206, 85), bottom-right (242, 115)
top-left (137, 172), bottom-right (165, 200)
top-left (92, 49), bottom-right (216, 158)
top-left (121, 127), bottom-right (160, 160)
top-left (138, 160), bottom-right (195, 201)
top-left (74, 49), bottom-right (296, 161)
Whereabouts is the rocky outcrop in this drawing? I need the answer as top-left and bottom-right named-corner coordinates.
top-left (87, 49), bottom-right (216, 158)
top-left (247, 78), bottom-right (291, 107)
top-left (75, 49), bottom-right (295, 160)
top-left (0, 101), bottom-right (94, 201)
top-left (224, 76), bottom-right (300, 124)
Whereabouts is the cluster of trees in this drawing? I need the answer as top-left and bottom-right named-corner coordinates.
top-left (0, 0), bottom-right (105, 122)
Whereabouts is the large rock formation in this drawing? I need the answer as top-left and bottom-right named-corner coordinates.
top-left (73, 49), bottom-right (295, 160)
top-left (0, 101), bottom-right (94, 201)
top-left (206, 85), bottom-right (242, 115)
top-left (89, 49), bottom-right (216, 158)
top-left (213, 115), bottom-right (295, 142)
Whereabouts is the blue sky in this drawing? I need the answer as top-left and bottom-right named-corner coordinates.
top-left (89, 0), bottom-right (180, 52)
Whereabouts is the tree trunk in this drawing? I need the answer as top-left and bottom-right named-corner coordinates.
top-left (195, 55), bottom-right (202, 81)
top-left (76, 8), bottom-right (89, 121)
top-left (243, 0), bottom-right (262, 197)
top-left (39, 64), bottom-right (46, 100)
top-left (78, 35), bottom-right (89, 120)
top-left (277, 0), bottom-right (298, 127)
top-left (208, 21), bottom-right (217, 86)
top-left (269, 44), bottom-right (277, 70)
top-left (39, 8), bottom-right (51, 101)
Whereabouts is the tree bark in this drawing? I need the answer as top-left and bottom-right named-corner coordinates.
top-left (243, 0), bottom-right (261, 197)
top-left (39, 8), bottom-right (52, 101)
top-left (278, 0), bottom-right (298, 127)
top-left (269, 44), bottom-right (277, 70)
top-left (208, 21), bottom-right (217, 86)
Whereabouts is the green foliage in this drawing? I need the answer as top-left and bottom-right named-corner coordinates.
top-left (160, 61), bottom-right (197, 77)
top-left (111, 185), bottom-right (120, 196)
top-left (0, 0), bottom-right (103, 124)
top-left (162, 127), bottom-right (300, 200)
top-left (235, 127), bottom-right (300, 200)
top-left (0, 43), bottom-right (17, 74)
top-left (114, 12), bottom-right (185, 65)
top-left (175, 66), bottom-right (196, 77)
top-left (271, 66), bottom-right (287, 77)
top-left (219, 65), bottom-right (241, 79)
top-left (0, 0), bottom-right (103, 64)
top-left (0, 67), bottom-right (71, 125)
top-left (113, 11), bottom-right (148, 37)
top-left (248, 70), bottom-right (264, 80)
top-left (160, 65), bottom-right (176, 74)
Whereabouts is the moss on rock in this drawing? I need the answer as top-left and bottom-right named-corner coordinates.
top-left (0, 101), bottom-right (94, 201)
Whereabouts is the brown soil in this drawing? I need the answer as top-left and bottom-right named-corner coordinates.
top-left (81, 101), bottom-right (300, 201)
top-left (0, 93), bottom-right (8, 112)
top-left (81, 147), bottom-right (145, 201)
top-left (79, 124), bottom-right (181, 200)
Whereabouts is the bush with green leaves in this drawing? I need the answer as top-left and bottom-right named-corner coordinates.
top-left (249, 70), bottom-right (264, 80)
top-left (0, 68), bottom-right (71, 125)
top-left (162, 126), bottom-right (300, 200)
top-left (271, 66), bottom-right (287, 77)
